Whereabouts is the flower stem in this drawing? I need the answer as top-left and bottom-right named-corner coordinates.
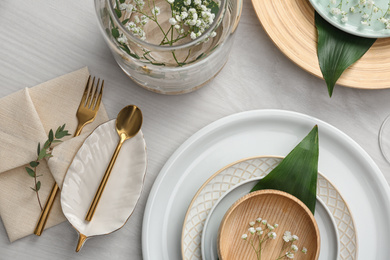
top-left (33, 165), bottom-right (43, 211)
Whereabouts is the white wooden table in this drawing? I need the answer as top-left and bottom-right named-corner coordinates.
top-left (1, 0), bottom-right (390, 259)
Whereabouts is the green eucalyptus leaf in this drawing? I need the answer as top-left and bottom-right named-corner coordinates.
top-left (36, 181), bottom-right (41, 191)
top-left (30, 187), bottom-right (36, 192)
top-left (251, 125), bottom-right (319, 214)
top-left (43, 139), bottom-right (50, 149)
top-left (49, 129), bottom-right (54, 142)
top-left (37, 142), bottom-right (40, 156)
top-left (38, 148), bottom-right (47, 160)
top-left (25, 167), bottom-right (35, 177)
top-left (122, 18), bottom-right (130, 25)
top-left (315, 12), bottom-right (376, 97)
top-left (29, 161), bottom-right (39, 168)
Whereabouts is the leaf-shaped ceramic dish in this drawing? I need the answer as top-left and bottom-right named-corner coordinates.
top-left (60, 119), bottom-right (147, 251)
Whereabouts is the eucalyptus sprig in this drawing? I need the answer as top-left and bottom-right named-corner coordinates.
top-left (25, 124), bottom-right (71, 211)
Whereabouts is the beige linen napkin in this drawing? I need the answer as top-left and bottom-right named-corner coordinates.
top-left (0, 67), bottom-right (109, 242)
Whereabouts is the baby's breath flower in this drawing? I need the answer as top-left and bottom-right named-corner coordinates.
top-left (350, 6), bottom-right (355, 12)
top-left (184, 0), bottom-right (191, 5)
top-left (379, 17), bottom-right (388, 24)
top-left (330, 0), bottom-right (336, 4)
top-left (174, 24), bottom-right (181, 29)
top-left (267, 224), bottom-right (274, 231)
top-left (292, 235), bottom-right (299, 241)
top-left (181, 11), bottom-right (189, 19)
top-left (268, 232), bottom-right (277, 239)
top-left (248, 227), bottom-right (256, 234)
top-left (119, 3), bottom-right (128, 10)
top-left (286, 252), bottom-right (294, 259)
top-left (374, 6), bottom-right (379, 13)
top-left (152, 6), bottom-right (161, 16)
top-left (256, 217), bottom-right (262, 223)
top-left (367, 0), bottom-right (374, 7)
top-left (211, 31), bottom-right (217, 37)
top-left (117, 35), bottom-right (128, 44)
top-left (331, 8), bottom-right (341, 15)
top-left (249, 221), bottom-right (255, 226)
top-left (241, 234), bottom-right (248, 240)
top-left (261, 220), bottom-right (267, 225)
top-left (194, 0), bottom-right (202, 5)
top-left (134, 15), bottom-right (140, 24)
top-left (169, 18), bottom-right (177, 25)
top-left (291, 245), bottom-right (298, 252)
top-left (362, 13), bottom-right (369, 19)
top-left (302, 247), bottom-right (308, 254)
top-left (386, 22), bottom-right (390, 29)
top-left (274, 224), bottom-right (279, 228)
top-left (361, 20), bottom-right (369, 25)
top-left (341, 16), bottom-right (348, 23)
top-left (167, 0), bottom-right (175, 3)
top-left (126, 4), bottom-right (135, 12)
top-left (360, 0), bottom-right (366, 4)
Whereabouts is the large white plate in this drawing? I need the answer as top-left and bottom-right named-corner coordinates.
top-left (142, 110), bottom-right (390, 259)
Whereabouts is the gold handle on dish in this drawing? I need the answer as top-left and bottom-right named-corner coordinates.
top-left (85, 135), bottom-right (126, 221)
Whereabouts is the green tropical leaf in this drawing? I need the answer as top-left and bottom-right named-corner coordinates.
top-left (315, 12), bottom-right (376, 97)
top-left (251, 125), bottom-right (319, 214)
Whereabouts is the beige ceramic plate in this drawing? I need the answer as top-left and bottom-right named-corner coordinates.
top-left (218, 190), bottom-right (320, 260)
top-left (251, 0), bottom-right (390, 89)
top-left (181, 156), bottom-right (357, 260)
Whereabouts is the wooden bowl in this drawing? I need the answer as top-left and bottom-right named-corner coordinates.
top-left (218, 190), bottom-right (320, 260)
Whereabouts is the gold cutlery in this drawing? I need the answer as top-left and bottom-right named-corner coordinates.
top-left (34, 75), bottom-right (104, 236)
top-left (85, 105), bottom-right (142, 222)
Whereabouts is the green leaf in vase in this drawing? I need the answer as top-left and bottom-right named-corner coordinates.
top-left (315, 12), bottom-right (376, 97)
top-left (251, 125), bottom-right (319, 214)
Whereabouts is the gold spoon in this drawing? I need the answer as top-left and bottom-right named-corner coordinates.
top-left (85, 105), bottom-right (143, 222)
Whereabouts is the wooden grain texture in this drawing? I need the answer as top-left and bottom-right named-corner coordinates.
top-left (251, 0), bottom-right (390, 89)
top-left (218, 190), bottom-right (320, 260)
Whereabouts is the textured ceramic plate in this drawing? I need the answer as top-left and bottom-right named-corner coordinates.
top-left (251, 0), bottom-right (390, 89)
top-left (202, 177), bottom-right (339, 260)
top-left (309, 0), bottom-right (390, 38)
top-left (182, 157), bottom-right (355, 260)
top-left (61, 119), bottom-right (147, 250)
top-left (142, 110), bottom-right (390, 259)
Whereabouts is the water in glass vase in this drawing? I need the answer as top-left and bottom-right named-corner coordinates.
top-left (110, 0), bottom-right (229, 66)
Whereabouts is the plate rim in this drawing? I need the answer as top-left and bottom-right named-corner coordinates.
top-left (142, 109), bottom-right (390, 259)
top-left (308, 0), bottom-right (390, 38)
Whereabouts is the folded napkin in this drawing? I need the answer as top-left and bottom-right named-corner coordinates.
top-left (0, 67), bottom-right (109, 242)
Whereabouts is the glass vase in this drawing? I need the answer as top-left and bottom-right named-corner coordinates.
top-left (94, 0), bottom-right (242, 94)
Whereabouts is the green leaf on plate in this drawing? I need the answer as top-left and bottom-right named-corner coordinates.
top-left (251, 125), bottom-right (319, 214)
top-left (315, 12), bottom-right (376, 97)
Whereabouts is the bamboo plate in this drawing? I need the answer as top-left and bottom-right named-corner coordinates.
top-left (251, 0), bottom-right (390, 89)
top-left (218, 190), bottom-right (320, 260)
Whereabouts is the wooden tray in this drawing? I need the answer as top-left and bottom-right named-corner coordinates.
top-left (251, 0), bottom-right (390, 89)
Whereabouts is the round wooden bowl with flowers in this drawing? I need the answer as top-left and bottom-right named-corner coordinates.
top-left (218, 190), bottom-right (320, 260)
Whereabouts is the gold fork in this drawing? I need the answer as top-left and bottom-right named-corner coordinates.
top-left (34, 75), bottom-right (104, 236)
